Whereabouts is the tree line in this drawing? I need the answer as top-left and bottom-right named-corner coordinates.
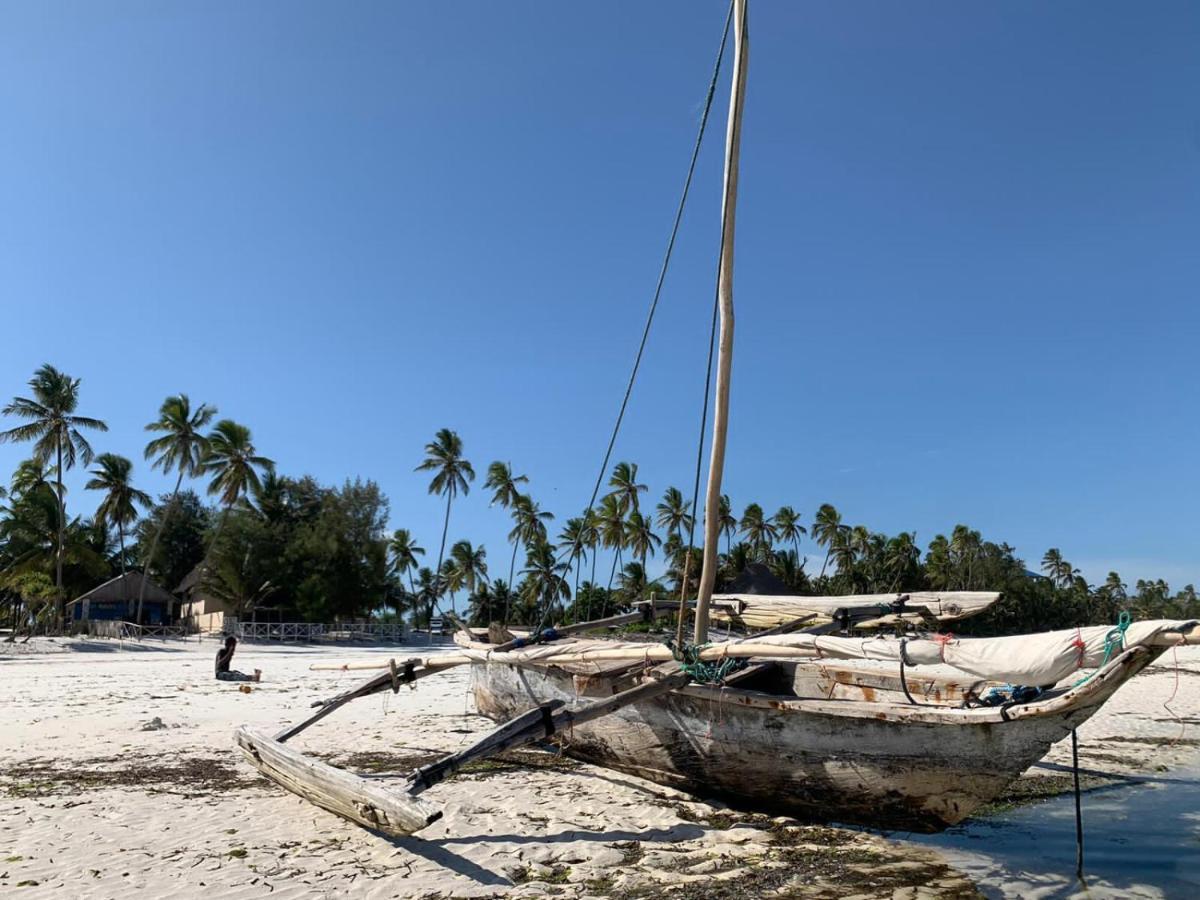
top-left (1, 365), bottom-right (1195, 636)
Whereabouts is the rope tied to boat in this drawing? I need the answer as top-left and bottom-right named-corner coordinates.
top-left (932, 631), bottom-right (955, 662)
top-left (1073, 611), bottom-right (1132, 687)
top-left (666, 639), bottom-right (747, 684)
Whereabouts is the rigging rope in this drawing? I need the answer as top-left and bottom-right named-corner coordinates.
top-left (533, 0), bottom-right (736, 634)
top-left (1073, 611), bottom-right (1132, 687)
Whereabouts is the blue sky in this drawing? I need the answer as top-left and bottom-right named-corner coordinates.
top-left (1, 1), bottom-right (1197, 590)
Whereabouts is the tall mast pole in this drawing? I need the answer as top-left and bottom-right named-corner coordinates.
top-left (694, 0), bottom-right (748, 643)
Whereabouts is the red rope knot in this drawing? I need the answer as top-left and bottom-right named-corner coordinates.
top-left (933, 632), bottom-right (955, 662)
top-left (1071, 628), bottom-right (1087, 670)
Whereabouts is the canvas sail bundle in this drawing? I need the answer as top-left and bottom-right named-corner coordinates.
top-left (709, 591), bottom-right (1001, 629)
top-left (751, 619), bottom-right (1199, 686)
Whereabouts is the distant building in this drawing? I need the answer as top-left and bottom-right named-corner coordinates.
top-left (175, 565), bottom-right (232, 633)
top-left (69, 572), bottom-right (175, 625)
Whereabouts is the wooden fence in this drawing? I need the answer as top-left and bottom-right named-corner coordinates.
top-left (224, 621), bottom-right (407, 644)
top-left (85, 620), bottom-right (191, 641)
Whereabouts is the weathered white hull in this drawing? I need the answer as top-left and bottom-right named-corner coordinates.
top-left (471, 645), bottom-right (1158, 832)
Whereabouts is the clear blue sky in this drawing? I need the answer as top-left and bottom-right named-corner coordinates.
top-left (1, 1), bottom-right (1197, 590)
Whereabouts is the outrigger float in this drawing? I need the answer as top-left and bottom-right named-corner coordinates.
top-left (235, 0), bottom-right (1200, 840)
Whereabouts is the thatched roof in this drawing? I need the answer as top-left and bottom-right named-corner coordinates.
top-left (176, 565), bottom-right (202, 595)
top-left (69, 572), bottom-right (174, 607)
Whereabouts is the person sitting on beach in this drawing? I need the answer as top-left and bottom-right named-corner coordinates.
top-left (215, 636), bottom-right (261, 682)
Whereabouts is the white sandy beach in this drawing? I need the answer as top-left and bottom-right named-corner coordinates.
top-left (2, 636), bottom-right (1198, 899)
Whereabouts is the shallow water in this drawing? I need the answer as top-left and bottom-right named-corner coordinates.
top-left (905, 768), bottom-right (1200, 899)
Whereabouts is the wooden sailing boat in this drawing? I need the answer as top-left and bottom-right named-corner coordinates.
top-left (237, 0), bottom-right (1200, 836)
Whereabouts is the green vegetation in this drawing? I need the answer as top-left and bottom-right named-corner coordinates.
top-left (0, 364), bottom-right (1195, 635)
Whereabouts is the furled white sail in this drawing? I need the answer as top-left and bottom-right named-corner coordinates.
top-left (709, 591), bottom-right (1001, 628)
top-left (750, 620), bottom-right (1198, 686)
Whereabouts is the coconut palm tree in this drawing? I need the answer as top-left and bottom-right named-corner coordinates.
top-left (624, 510), bottom-right (661, 599)
top-left (412, 566), bottom-right (438, 631)
top-left (415, 428), bottom-right (474, 623)
top-left (597, 493), bottom-right (627, 591)
top-left (772, 506), bottom-right (806, 562)
top-left (884, 531), bottom-right (919, 591)
top-left (505, 495), bottom-right (553, 622)
top-left (484, 461), bottom-right (529, 592)
top-left (616, 560), bottom-right (649, 606)
top-left (608, 461), bottom-right (647, 514)
top-left (85, 453), bottom-right (151, 583)
top-left (520, 539), bottom-right (570, 624)
top-left (448, 539), bottom-right (488, 616)
top-left (0, 364), bottom-right (108, 620)
top-left (811, 503), bottom-right (845, 580)
top-left (388, 528), bottom-right (425, 595)
top-left (1040, 548), bottom-right (1077, 590)
top-left (201, 420), bottom-right (275, 547)
top-left (562, 508), bottom-right (601, 620)
top-left (739, 503), bottom-right (777, 561)
top-left (139, 394), bottom-right (216, 622)
top-left (717, 494), bottom-right (737, 554)
top-left (557, 516), bottom-right (589, 614)
top-left (655, 487), bottom-right (693, 545)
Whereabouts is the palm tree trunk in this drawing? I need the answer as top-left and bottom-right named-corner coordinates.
top-left (573, 553), bottom-right (581, 621)
top-left (429, 490), bottom-right (453, 644)
top-left (504, 538), bottom-right (519, 625)
top-left (55, 437), bottom-right (65, 629)
top-left (607, 548), bottom-right (621, 592)
top-left (137, 469), bottom-right (184, 629)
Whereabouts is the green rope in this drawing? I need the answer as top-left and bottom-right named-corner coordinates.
top-left (1074, 611), bottom-right (1132, 687)
top-left (667, 640), bottom-right (748, 684)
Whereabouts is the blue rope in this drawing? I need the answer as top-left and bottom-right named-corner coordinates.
top-left (1074, 611), bottom-right (1132, 687)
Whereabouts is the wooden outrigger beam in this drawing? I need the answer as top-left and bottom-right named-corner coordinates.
top-left (236, 665), bottom-right (691, 837)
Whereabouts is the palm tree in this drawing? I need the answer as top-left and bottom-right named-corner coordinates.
top-left (85, 453), bottom-right (151, 584)
top-left (557, 516), bottom-right (589, 614)
top-left (505, 495), bottom-right (553, 622)
top-left (520, 540), bottom-right (570, 624)
top-left (597, 493), bottom-right (627, 591)
top-left (772, 506), bottom-right (806, 562)
top-left (884, 531), bottom-right (919, 591)
top-left (388, 528), bottom-right (425, 595)
top-left (617, 560), bottom-right (649, 606)
top-left (413, 566), bottom-right (438, 631)
top-left (201, 420), bottom-right (275, 546)
top-left (811, 503), bottom-right (844, 580)
top-left (139, 394), bottom-right (216, 622)
top-left (655, 487), bottom-right (693, 544)
top-left (1041, 548), bottom-right (1068, 588)
top-left (484, 461), bottom-right (529, 593)
top-left (739, 503), bottom-right (778, 561)
top-left (0, 364), bottom-right (108, 619)
top-left (624, 510), bottom-right (661, 599)
top-left (415, 428), bottom-right (474, 628)
top-left (608, 461), bottom-right (647, 514)
top-left (448, 540), bottom-right (488, 616)
top-left (717, 494), bottom-right (737, 554)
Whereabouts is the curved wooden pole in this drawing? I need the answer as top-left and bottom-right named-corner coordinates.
top-left (696, 0), bottom-right (749, 643)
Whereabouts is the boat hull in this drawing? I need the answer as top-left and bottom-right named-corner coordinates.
top-left (470, 647), bottom-right (1154, 832)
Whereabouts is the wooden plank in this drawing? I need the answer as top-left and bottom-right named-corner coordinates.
top-left (235, 726), bottom-right (442, 836)
top-left (410, 668), bottom-right (691, 794)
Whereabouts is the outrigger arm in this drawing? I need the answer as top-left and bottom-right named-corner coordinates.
top-left (236, 665), bottom-right (690, 837)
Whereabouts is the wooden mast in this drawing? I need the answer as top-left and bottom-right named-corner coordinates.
top-left (694, 0), bottom-right (749, 643)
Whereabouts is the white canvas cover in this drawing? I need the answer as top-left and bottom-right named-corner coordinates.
top-left (709, 591), bottom-right (1000, 628)
top-left (752, 620), bottom-right (1198, 686)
